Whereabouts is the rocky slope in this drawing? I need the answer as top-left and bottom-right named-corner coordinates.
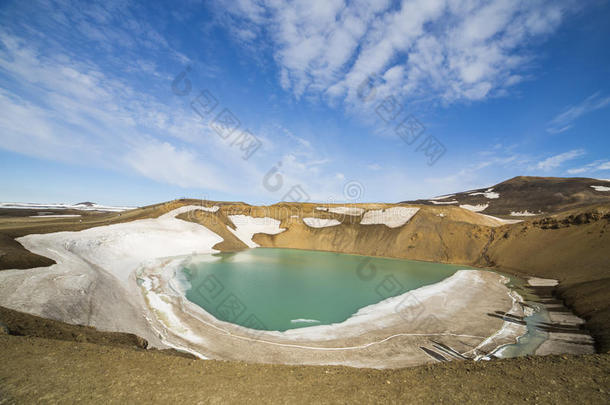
top-left (404, 176), bottom-right (610, 217)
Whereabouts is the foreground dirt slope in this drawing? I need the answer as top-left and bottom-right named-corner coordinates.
top-left (0, 306), bottom-right (194, 359)
top-left (0, 335), bottom-right (608, 404)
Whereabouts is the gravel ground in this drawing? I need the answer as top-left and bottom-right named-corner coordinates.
top-left (0, 335), bottom-right (608, 404)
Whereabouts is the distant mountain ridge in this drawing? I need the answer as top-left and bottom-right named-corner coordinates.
top-left (403, 176), bottom-right (610, 217)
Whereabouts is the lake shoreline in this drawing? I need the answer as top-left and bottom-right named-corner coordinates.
top-left (138, 257), bottom-right (532, 368)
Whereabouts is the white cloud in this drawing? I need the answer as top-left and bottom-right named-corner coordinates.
top-left (535, 149), bottom-right (585, 171)
top-left (125, 140), bottom-right (230, 191)
top-left (220, 0), bottom-right (570, 105)
top-left (0, 23), bottom-right (357, 203)
top-left (547, 92), bottom-right (610, 134)
top-left (567, 160), bottom-right (610, 175)
top-left (0, 29), bottom-right (266, 197)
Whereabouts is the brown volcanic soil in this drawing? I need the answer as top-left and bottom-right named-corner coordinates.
top-left (0, 334), bottom-right (608, 404)
top-left (484, 205), bottom-right (610, 351)
top-left (0, 306), bottom-right (194, 359)
top-left (0, 234), bottom-right (55, 269)
top-left (405, 176), bottom-right (610, 216)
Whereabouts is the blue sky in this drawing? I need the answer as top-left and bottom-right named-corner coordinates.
top-left (0, 0), bottom-right (609, 206)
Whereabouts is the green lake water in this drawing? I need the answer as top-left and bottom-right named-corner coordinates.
top-left (181, 248), bottom-right (467, 331)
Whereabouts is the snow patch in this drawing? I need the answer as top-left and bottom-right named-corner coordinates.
top-left (0, 202), bottom-right (134, 212)
top-left (302, 218), bottom-right (341, 228)
top-left (227, 215), bottom-right (285, 248)
top-left (144, 288), bottom-right (204, 344)
top-left (327, 206), bottom-right (365, 216)
top-left (480, 214), bottom-right (523, 225)
top-left (360, 207), bottom-right (419, 228)
top-left (468, 188), bottom-right (499, 199)
top-left (42, 206), bottom-right (226, 285)
top-left (510, 211), bottom-right (538, 217)
top-left (198, 205), bottom-right (220, 212)
top-left (528, 277), bottom-right (558, 287)
top-left (459, 204), bottom-right (489, 212)
top-left (0, 205), bottom-right (225, 348)
top-left (591, 185), bottom-right (610, 192)
top-left (429, 200), bottom-right (458, 205)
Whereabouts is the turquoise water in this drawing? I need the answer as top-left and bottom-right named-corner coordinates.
top-left (181, 248), bottom-right (466, 331)
top-left (492, 276), bottom-right (551, 358)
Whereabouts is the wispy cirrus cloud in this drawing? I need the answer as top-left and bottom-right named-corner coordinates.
top-left (0, 27), bottom-right (350, 204)
top-left (547, 92), bottom-right (610, 134)
top-left (219, 0), bottom-right (570, 106)
top-left (567, 160), bottom-right (610, 175)
top-left (534, 149), bottom-right (585, 171)
top-left (0, 24), bottom-right (261, 195)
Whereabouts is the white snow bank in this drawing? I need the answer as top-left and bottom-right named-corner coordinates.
top-left (469, 188), bottom-right (499, 199)
top-left (360, 207), bottom-right (419, 228)
top-left (227, 215), bottom-right (285, 248)
top-left (429, 200), bottom-right (458, 205)
top-left (459, 204), bottom-right (489, 212)
top-left (528, 277), bottom-right (558, 287)
top-left (510, 210), bottom-right (537, 217)
top-left (302, 217), bottom-right (341, 228)
top-left (315, 207), bottom-right (328, 211)
top-left (198, 205), bottom-right (220, 212)
top-left (328, 206), bottom-right (365, 216)
top-left (591, 185), bottom-right (610, 192)
top-left (46, 206), bottom-right (225, 285)
top-left (0, 206), bottom-right (225, 348)
top-left (142, 280), bottom-right (205, 345)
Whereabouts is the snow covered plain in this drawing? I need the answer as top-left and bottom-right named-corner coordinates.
top-left (0, 202), bottom-right (135, 212)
